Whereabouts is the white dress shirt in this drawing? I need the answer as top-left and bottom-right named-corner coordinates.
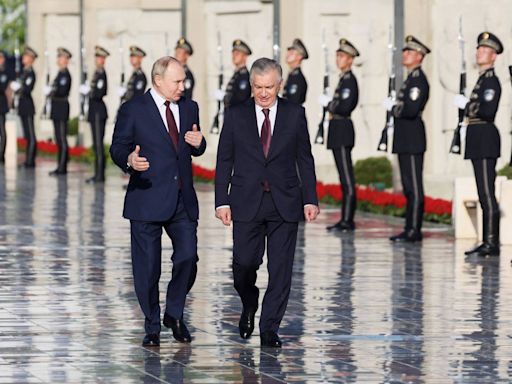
top-left (150, 88), bottom-right (180, 132)
top-left (255, 99), bottom-right (278, 136)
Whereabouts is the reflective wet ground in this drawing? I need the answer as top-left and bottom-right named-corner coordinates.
top-left (1, 161), bottom-right (512, 383)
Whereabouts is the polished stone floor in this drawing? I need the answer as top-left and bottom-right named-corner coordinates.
top-left (1, 160), bottom-right (512, 383)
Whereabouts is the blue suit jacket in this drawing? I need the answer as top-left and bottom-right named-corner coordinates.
top-left (110, 91), bottom-right (206, 222)
top-left (215, 97), bottom-right (318, 222)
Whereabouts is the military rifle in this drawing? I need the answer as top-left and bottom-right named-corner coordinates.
top-left (449, 17), bottom-right (466, 154)
top-left (377, 25), bottom-right (395, 152)
top-left (210, 30), bottom-right (223, 134)
top-left (314, 29), bottom-right (329, 145)
top-left (13, 39), bottom-right (21, 111)
top-left (41, 48), bottom-right (52, 119)
top-left (79, 35), bottom-right (88, 121)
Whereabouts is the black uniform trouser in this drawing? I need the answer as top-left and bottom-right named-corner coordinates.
top-left (398, 153), bottom-right (424, 232)
top-left (332, 146), bottom-right (356, 223)
top-left (471, 158), bottom-right (500, 242)
top-left (89, 113), bottom-right (107, 180)
top-left (232, 192), bottom-right (298, 333)
top-left (20, 115), bottom-right (37, 166)
top-left (53, 119), bottom-right (68, 172)
top-left (0, 114), bottom-right (5, 162)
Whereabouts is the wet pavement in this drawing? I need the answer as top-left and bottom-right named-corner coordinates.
top-left (1, 160), bottom-right (512, 383)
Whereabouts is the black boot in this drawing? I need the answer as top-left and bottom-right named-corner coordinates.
top-left (465, 214), bottom-right (500, 257)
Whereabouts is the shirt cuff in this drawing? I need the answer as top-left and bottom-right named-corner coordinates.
top-left (304, 204), bottom-right (317, 208)
top-left (216, 205), bottom-right (230, 210)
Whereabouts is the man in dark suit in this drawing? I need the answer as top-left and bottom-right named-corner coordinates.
top-left (110, 56), bottom-right (206, 347)
top-left (383, 36), bottom-right (430, 242)
top-left (215, 58), bottom-right (319, 348)
top-left (46, 47), bottom-right (72, 176)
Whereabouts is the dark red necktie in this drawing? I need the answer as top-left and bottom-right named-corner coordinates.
top-left (164, 100), bottom-right (179, 150)
top-left (261, 108), bottom-right (271, 157)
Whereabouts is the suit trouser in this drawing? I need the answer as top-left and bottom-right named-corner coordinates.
top-left (232, 192), bottom-right (298, 333)
top-left (130, 194), bottom-right (198, 334)
top-left (0, 114), bottom-right (5, 162)
top-left (332, 146), bottom-right (356, 223)
top-left (20, 115), bottom-right (37, 166)
top-left (471, 158), bottom-right (499, 242)
top-left (53, 119), bottom-right (68, 172)
top-left (398, 153), bottom-right (424, 232)
top-left (89, 113), bottom-right (106, 180)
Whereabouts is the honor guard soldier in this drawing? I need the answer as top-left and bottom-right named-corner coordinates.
top-left (454, 32), bottom-right (503, 257)
top-left (80, 45), bottom-right (109, 183)
top-left (0, 51), bottom-right (9, 164)
top-left (321, 39), bottom-right (360, 232)
top-left (215, 39), bottom-right (251, 109)
top-left (119, 45), bottom-right (147, 104)
top-left (283, 38), bottom-right (308, 105)
top-left (383, 35), bottom-right (430, 242)
top-left (46, 47), bottom-right (72, 176)
top-left (12, 47), bottom-right (38, 167)
top-left (175, 37), bottom-right (195, 99)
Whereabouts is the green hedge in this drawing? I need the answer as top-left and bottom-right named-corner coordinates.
top-left (354, 156), bottom-right (392, 189)
top-left (498, 164), bottom-right (512, 179)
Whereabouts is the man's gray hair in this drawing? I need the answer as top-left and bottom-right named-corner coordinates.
top-left (151, 56), bottom-right (181, 85)
top-left (249, 57), bottom-right (282, 83)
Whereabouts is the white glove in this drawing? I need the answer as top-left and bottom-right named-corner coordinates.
top-left (213, 89), bottom-right (226, 101)
top-left (9, 81), bottom-right (21, 92)
top-left (79, 83), bottom-right (91, 95)
top-left (382, 97), bottom-right (396, 111)
top-left (43, 85), bottom-right (52, 96)
top-left (117, 86), bottom-right (127, 97)
top-left (318, 94), bottom-right (332, 108)
top-left (454, 94), bottom-right (470, 110)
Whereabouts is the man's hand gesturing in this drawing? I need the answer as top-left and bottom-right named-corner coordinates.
top-left (128, 145), bottom-right (150, 171)
top-left (185, 124), bottom-right (203, 149)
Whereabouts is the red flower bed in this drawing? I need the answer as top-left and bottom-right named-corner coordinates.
top-left (17, 140), bottom-right (452, 223)
top-left (17, 138), bottom-right (88, 158)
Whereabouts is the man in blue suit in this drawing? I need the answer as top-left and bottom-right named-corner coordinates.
top-left (215, 58), bottom-right (319, 348)
top-left (110, 56), bottom-right (206, 347)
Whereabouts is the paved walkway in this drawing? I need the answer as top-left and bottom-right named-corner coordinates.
top-left (1, 161), bottom-right (511, 383)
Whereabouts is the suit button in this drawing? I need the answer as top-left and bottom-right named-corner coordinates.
top-left (174, 176), bottom-right (178, 180)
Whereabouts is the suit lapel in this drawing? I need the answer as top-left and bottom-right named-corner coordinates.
top-left (144, 91), bottom-right (173, 147)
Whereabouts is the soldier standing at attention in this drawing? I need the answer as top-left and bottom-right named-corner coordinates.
top-left (175, 37), bottom-right (195, 99)
top-left (81, 46), bottom-right (110, 183)
top-left (283, 38), bottom-right (308, 105)
top-left (383, 36), bottom-right (430, 243)
top-left (454, 32), bottom-right (503, 257)
top-left (215, 39), bottom-right (252, 109)
top-left (119, 46), bottom-right (147, 104)
top-left (46, 47), bottom-right (72, 176)
top-left (0, 51), bottom-right (9, 164)
top-left (322, 39), bottom-right (359, 232)
top-left (11, 47), bottom-right (38, 167)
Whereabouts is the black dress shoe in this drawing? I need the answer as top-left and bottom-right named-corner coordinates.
top-left (239, 309), bottom-right (256, 339)
top-left (163, 313), bottom-right (191, 343)
top-left (260, 331), bottom-right (282, 348)
top-left (142, 333), bottom-right (160, 347)
top-left (49, 169), bottom-right (67, 176)
top-left (327, 221), bottom-right (355, 232)
top-left (86, 176), bottom-right (105, 184)
top-left (465, 242), bottom-right (500, 257)
top-left (389, 230), bottom-right (422, 243)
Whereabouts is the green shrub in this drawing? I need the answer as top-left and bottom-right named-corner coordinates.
top-left (498, 164), bottom-right (512, 179)
top-left (68, 116), bottom-right (79, 136)
top-left (354, 156), bottom-right (392, 189)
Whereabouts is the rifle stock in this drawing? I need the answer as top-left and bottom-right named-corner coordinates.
top-left (377, 76), bottom-right (395, 152)
top-left (449, 72), bottom-right (466, 154)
